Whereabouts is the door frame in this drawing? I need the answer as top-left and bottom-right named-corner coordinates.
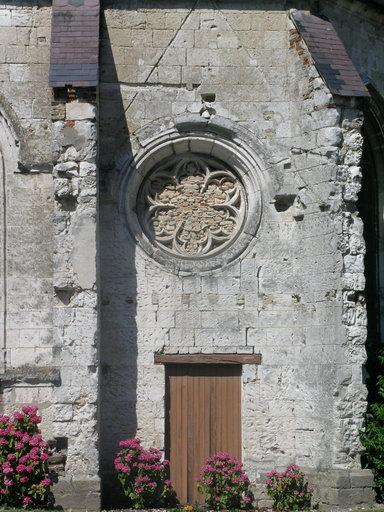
top-left (156, 352), bottom-right (262, 503)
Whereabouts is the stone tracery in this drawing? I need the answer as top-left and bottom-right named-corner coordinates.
top-left (137, 155), bottom-right (246, 257)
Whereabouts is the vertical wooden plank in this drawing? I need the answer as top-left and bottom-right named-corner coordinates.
top-left (167, 367), bottom-right (175, 498)
top-left (210, 368), bottom-right (218, 455)
top-left (166, 364), bottom-right (242, 504)
top-left (168, 366), bottom-right (179, 502)
top-left (191, 367), bottom-right (199, 504)
top-left (226, 367), bottom-right (233, 456)
top-left (210, 365), bottom-right (242, 460)
top-left (187, 366), bottom-right (194, 503)
top-left (180, 367), bottom-right (188, 503)
top-left (200, 367), bottom-right (212, 504)
top-left (167, 365), bottom-right (189, 504)
top-left (234, 366), bottom-right (242, 458)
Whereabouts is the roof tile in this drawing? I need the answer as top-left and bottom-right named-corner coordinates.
top-left (291, 10), bottom-right (369, 98)
top-left (49, 0), bottom-right (100, 87)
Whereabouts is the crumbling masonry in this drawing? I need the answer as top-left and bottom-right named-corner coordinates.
top-left (0, 0), bottom-right (383, 509)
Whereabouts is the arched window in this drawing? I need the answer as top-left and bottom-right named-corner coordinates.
top-left (358, 84), bottom-right (384, 400)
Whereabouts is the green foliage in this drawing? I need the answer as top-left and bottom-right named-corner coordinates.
top-left (266, 465), bottom-right (312, 511)
top-left (361, 351), bottom-right (384, 500)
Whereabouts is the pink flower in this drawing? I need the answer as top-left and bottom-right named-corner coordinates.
top-left (20, 476), bottom-right (29, 484)
top-left (0, 438), bottom-right (8, 446)
top-left (287, 464), bottom-right (299, 471)
top-left (4, 478), bottom-right (13, 486)
top-left (119, 438), bottom-right (141, 449)
top-left (29, 435), bottom-right (40, 447)
top-left (16, 464), bottom-right (28, 473)
top-left (7, 454), bottom-right (16, 461)
top-left (13, 412), bottom-right (24, 421)
top-left (40, 478), bottom-right (52, 487)
top-left (3, 466), bottom-right (13, 475)
top-left (21, 405), bottom-right (38, 416)
top-left (15, 442), bottom-right (24, 450)
top-left (135, 475), bottom-right (150, 484)
top-left (29, 451), bottom-right (39, 461)
top-left (23, 496), bottom-right (33, 505)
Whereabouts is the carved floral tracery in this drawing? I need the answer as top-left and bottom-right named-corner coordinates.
top-left (137, 155), bottom-right (246, 257)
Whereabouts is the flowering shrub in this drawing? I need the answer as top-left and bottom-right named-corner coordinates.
top-left (360, 349), bottom-right (384, 499)
top-left (114, 438), bottom-right (176, 509)
top-left (0, 405), bottom-right (52, 508)
top-left (266, 464), bottom-right (312, 511)
top-left (197, 452), bottom-right (254, 510)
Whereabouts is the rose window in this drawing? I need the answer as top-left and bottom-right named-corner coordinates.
top-left (137, 155), bottom-right (246, 258)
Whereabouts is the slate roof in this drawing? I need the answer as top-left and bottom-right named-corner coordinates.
top-left (49, 0), bottom-right (100, 88)
top-left (291, 10), bottom-right (370, 98)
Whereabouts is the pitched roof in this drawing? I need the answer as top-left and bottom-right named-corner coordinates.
top-left (291, 10), bottom-right (370, 98)
top-left (49, 0), bottom-right (100, 88)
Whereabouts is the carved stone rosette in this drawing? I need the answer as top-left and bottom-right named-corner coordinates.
top-left (137, 155), bottom-right (246, 258)
top-left (121, 124), bottom-right (264, 274)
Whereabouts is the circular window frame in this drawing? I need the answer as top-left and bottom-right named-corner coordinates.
top-left (120, 124), bottom-right (265, 274)
top-left (136, 152), bottom-right (248, 260)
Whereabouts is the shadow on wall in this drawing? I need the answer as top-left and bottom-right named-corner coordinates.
top-left (98, 0), bottom-right (310, 506)
top-left (359, 85), bottom-right (384, 415)
top-left (101, 0), bottom-right (308, 11)
top-left (99, 14), bottom-right (138, 509)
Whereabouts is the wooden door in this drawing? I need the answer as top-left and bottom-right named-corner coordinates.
top-left (165, 364), bottom-right (242, 504)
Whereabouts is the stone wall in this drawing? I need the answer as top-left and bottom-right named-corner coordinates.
top-left (0, 3), bottom-right (100, 508)
top-left (50, 89), bottom-right (100, 509)
top-left (0, 0), bottom-right (55, 419)
top-left (0, 0), bottom-right (381, 509)
top-left (99, 1), bottom-right (374, 507)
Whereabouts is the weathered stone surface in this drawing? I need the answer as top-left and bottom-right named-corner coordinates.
top-left (97, 1), bottom-right (380, 508)
top-left (66, 101), bottom-right (96, 121)
top-left (50, 95), bottom-right (100, 499)
top-left (0, 0), bottom-right (382, 509)
top-left (53, 478), bottom-right (100, 511)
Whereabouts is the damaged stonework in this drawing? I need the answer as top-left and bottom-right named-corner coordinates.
top-left (286, 16), bottom-right (375, 510)
top-left (50, 88), bottom-right (100, 510)
top-left (335, 107), bottom-right (373, 483)
top-left (97, 5), bottom-right (377, 508)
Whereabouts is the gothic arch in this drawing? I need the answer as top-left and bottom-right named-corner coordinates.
top-left (0, 101), bottom-right (21, 373)
top-left (358, 84), bottom-right (384, 401)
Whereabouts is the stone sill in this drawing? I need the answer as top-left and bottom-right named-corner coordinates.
top-left (0, 365), bottom-right (61, 386)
